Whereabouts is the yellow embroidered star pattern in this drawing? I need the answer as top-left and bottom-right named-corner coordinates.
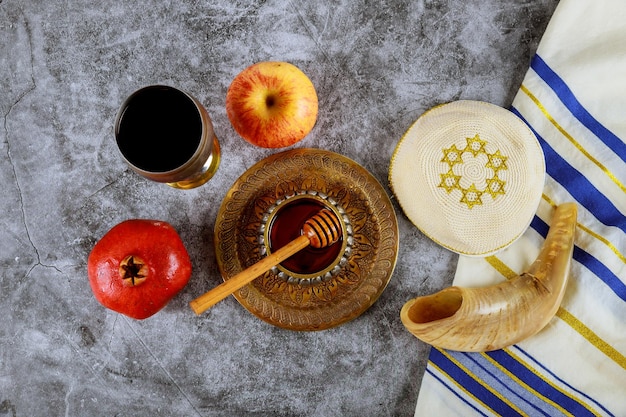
top-left (486, 176), bottom-right (506, 198)
top-left (486, 149), bottom-right (508, 172)
top-left (439, 170), bottom-right (462, 193)
top-left (440, 144), bottom-right (464, 166)
top-left (465, 134), bottom-right (487, 156)
top-left (437, 134), bottom-right (509, 209)
top-left (460, 184), bottom-right (483, 209)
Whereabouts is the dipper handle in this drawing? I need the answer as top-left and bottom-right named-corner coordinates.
top-left (190, 209), bottom-right (341, 315)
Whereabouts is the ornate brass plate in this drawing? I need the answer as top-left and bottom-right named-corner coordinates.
top-left (214, 148), bottom-right (399, 331)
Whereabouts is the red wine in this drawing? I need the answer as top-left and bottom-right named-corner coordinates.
top-left (116, 86), bottom-right (202, 173)
top-left (268, 199), bottom-right (343, 275)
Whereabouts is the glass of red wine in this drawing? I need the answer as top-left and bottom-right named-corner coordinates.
top-left (115, 85), bottom-right (220, 189)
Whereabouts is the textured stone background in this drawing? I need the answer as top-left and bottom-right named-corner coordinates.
top-left (1, 0), bottom-right (557, 415)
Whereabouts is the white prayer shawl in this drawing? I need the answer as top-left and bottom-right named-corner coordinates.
top-left (414, 0), bottom-right (626, 415)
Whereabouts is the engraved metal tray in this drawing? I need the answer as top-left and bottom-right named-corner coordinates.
top-left (214, 148), bottom-right (399, 331)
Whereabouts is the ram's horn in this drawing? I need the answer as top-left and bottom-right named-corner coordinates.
top-left (400, 202), bottom-right (577, 352)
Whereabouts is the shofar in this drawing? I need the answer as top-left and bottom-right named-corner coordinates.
top-left (400, 202), bottom-right (577, 352)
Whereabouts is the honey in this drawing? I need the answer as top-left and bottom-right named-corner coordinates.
top-left (267, 198), bottom-right (343, 275)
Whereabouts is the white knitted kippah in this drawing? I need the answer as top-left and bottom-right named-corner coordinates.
top-left (389, 100), bottom-right (545, 256)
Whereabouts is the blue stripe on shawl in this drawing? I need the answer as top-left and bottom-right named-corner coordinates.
top-left (429, 348), bottom-right (524, 416)
top-left (510, 107), bottom-right (626, 235)
top-left (512, 346), bottom-right (616, 417)
top-left (530, 54), bottom-right (626, 163)
top-left (458, 352), bottom-right (552, 416)
top-left (530, 215), bottom-right (626, 302)
top-left (425, 365), bottom-right (490, 417)
top-left (485, 350), bottom-right (601, 417)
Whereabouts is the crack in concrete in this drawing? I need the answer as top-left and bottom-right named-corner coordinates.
top-left (3, 10), bottom-right (61, 276)
top-left (84, 173), bottom-right (125, 203)
top-left (122, 316), bottom-right (204, 417)
top-left (288, 1), bottom-right (398, 150)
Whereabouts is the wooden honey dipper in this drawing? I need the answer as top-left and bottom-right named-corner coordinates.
top-left (190, 209), bottom-right (342, 315)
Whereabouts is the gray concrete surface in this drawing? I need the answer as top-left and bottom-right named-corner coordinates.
top-left (1, 0), bottom-right (557, 415)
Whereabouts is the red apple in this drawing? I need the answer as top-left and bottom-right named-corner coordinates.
top-left (225, 61), bottom-right (318, 148)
